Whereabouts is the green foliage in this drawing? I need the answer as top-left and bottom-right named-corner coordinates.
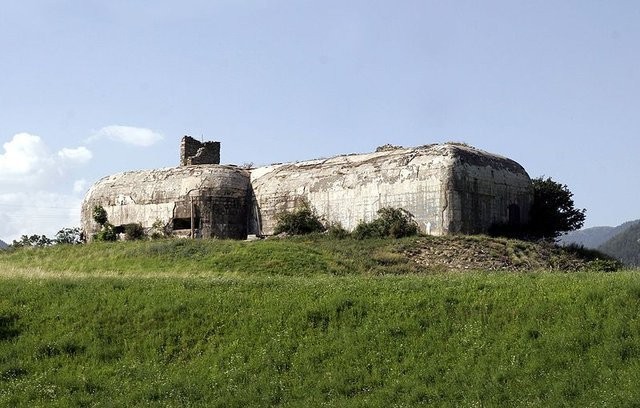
top-left (91, 205), bottom-right (118, 242)
top-left (353, 207), bottom-right (419, 239)
top-left (11, 234), bottom-right (52, 248)
top-left (327, 222), bottom-right (349, 239)
top-left (150, 219), bottom-right (169, 239)
top-left (123, 223), bottom-right (145, 241)
top-left (92, 205), bottom-right (108, 226)
top-left (274, 204), bottom-right (326, 235)
top-left (529, 177), bottom-right (586, 239)
top-left (54, 227), bottom-right (84, 245)
top-left (93, 223), bottom-right (117, 242)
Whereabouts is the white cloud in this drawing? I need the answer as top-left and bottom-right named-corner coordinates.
top-left (58, 147), bottom-right (93, 164)
top-left (0, 133), bottom-right (93, 242)
top-left (0, 191), bottom-right (82, 243)
top-left (73, 179), bottom-right (88, 194)
top-left (0, 133), bottom-right (93, 184)
top-left (88, 125), bottom-right (163, 147)
top-left (0, 133), bottom-right (52, 178)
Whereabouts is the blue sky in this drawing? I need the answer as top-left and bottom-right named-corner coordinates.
top-left (1, 1), bottom-right (639, 242)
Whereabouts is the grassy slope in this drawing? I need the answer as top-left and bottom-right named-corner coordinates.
top-left (599, 222), bottom-right (640, 267)
top-left (1, 237), bottom-right (639, 406)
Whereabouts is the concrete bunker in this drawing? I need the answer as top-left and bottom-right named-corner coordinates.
top-left (81, 162), bottom-right (252, 240)
top-left (82, 137), bottom-right (533, 240)
top-left (250, 143), bottom-right (532, 236)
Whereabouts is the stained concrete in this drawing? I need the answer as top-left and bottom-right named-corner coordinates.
top-left (82, 139), bottom-right (532, 240)
top-left (81, 165), bottom-right (250, 239)
top-left (250, 143), bottom-right (531, 236)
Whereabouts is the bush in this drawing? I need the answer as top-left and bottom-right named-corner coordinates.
top-left (54, 227), bottom-right (84, 245)
top-left (94, 223), bottom-right (117, 242)
top-left (353, 207), bottom-right (419, 239)
top-left (92, 205), bottom-right (108, 226)
top-left (11, 235), bottom-right (53, 248)
top-left (327, 222), bottom-right (349, 239)
top-left (150, 219), bottom-right (169, 239)
top-left (352, 220), bottom-right (386, 240)
top-left (124, 223), bottom-right (146, 241)
top-left (274, 205), bottom-right (325, 236)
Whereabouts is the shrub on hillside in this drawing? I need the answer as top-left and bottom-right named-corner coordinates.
top-left (274, 205), bottom-right (326, 236)
top-left (353, 207), bottom-right (419, 239)
top-left (94, 223), bottom-right (117, 242)
top-left (11, 234), bottom-right (53, 248)
top-left (124, 223), bottom-right (146, 241)
top-left (54, 227), bottom-right (84, 245)
top-left (92, 205), bottom-right (108, 226)
top-left (327, 222), bottom-right (349, 239)
top-left (150, 219), bottom-right (170, 239)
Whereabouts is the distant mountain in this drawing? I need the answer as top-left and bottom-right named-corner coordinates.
top-left (599, 223), bottom-right (640, 267)
top-left (559, 219), bottom-right (640, 249)
top-left (0, 239), bottom-right (8, 250)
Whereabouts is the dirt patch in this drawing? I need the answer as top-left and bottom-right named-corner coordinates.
top-left (402, 235), bottom-right (619, 272)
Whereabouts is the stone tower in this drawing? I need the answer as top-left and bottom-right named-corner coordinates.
top-left (180, 136), bottom-right (220, 166)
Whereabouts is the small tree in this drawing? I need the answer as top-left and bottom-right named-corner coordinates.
top-left (93, 205), bottom-right (108, 226)
top-left (528, 177), bottom-right (586, 240)
top-left (11, 234), bottom-right (53, 248)
top-left (92, 205), bottom-right (117, 242)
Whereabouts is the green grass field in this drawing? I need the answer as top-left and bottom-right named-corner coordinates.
top-left (1, 237), bottom-right (639, 406)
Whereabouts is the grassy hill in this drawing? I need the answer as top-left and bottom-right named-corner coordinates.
top-left (559, 219), bottom-right (640, 249)
top-left (0, 236), bottom-right (638, 406)
top-left (599, 222), bottom-right (640, 267)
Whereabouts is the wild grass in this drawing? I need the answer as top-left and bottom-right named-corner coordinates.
top-left (0, 236), bottom-right (638, 406)
top-left (0, 236), bottom-right (420, 278)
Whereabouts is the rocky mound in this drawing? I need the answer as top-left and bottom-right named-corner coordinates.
top-left (402, 235), bottom-right (621, 272)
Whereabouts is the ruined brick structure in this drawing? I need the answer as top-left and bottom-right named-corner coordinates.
top-left (180, 135), bottom-right (220, 166)
top-left (81, 137), bottom-right (533, 240)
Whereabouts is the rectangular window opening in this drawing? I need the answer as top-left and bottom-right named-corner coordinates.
top-left (172, 218), bottom-right (200, 230)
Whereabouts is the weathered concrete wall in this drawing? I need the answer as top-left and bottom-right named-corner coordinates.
top-left (250, 144), bottom-right (532, 236)
top-left (82, 140), bottom-right (532, 240)
top-left (81, 165), bottom-right (250, 240)
top-left (448, 145), bottom-right (532, 234)
top-left (250, 146), bottom-right (455, 236)
top-left (180, 136), bottom-right (220, 166)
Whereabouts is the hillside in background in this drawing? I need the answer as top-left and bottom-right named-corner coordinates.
top-left (559, 219), bottom-right (640, 249)
top-left (599, 222), bottom-right (640, 267)
top-left (0, 239), bottom-right (7, 250)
